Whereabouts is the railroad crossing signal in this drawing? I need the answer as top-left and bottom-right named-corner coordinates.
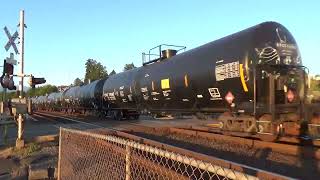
top-left (4, 26), bottom-right (19, 54)
top-left (5, 53), bottom-right (17, 65)
top-left (28, 76), bottom-right (46, 88)
top-left (0, 53), bottom-right (17, 90)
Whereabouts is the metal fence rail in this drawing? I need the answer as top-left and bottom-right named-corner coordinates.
top-left (57, 128), bottom-right (282, 180)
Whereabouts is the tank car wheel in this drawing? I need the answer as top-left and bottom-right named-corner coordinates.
top-left (282, 113), bottom-right (300, 136)
top-left (242, 116), bottom-right (257, 133)
top-left (111, 111), bottom-right (117, 120)
top-left (195, 112), bottom-right (208, 120)
top-left (257, 114), bottom-right (278, 142)
top-left (217, 112), bottom-right (233, 121)
top-left (257, 114), bottom-right (272, 134)
top-left (112, 111), bottom-right (123, 121)
top-left (132, 115), bottom-right (140, 120)
top-left (218, 112), bottom-right (233, 131)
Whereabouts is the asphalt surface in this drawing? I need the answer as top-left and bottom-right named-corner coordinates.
top-left (0, 111), bottom-right (217, 146)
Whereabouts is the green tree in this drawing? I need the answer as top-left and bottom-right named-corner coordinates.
top-left (73, 78), bottom-right (84, 86)
top-left (6, 92), bottom-right (18, 99)
top-left (109, 70), bottom-right (116, 76)
top-left (84, 59), bottom-right (108, 84)
top-left (123, 63), bottom-right (136, 71)
top-left (311, 80), bottom-right (320, 91)
top-left (26, 85), bottom-right (58, 97)
top-left (310, 75), bottom-right (320, 91)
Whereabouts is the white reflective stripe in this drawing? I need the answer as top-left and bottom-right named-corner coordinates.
top-left (308, 124), bottom-right (320, 127)
top-left (257, 132), bottom-right (273, 135)
top-left (256, 121), bottom-right (271, 123)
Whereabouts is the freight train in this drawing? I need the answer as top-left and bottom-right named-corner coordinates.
top-left (33, 21), bottom-right (320, 140)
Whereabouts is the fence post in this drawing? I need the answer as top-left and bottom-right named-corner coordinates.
top-left (57, 127), bottom-right (62, 180)
top-left (125, 144), bottom-right (131, 180)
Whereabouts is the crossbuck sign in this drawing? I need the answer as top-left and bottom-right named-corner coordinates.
top-left (4, 26), bottom-right (19, 54)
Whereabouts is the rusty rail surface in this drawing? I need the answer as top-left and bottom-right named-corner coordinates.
top-left (185, 124), bottom-right (320, 146)
top-left (124, 124), bottom-right (320, 161)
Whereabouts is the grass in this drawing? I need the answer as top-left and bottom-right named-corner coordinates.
top-left (14, 142), bottom-right (41, 158)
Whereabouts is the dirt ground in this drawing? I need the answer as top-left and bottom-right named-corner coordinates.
top-left (0, 141), bottom-right (58, 179)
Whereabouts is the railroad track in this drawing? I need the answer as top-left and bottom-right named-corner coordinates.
top-left (33, 111), bottom-right (104, 130)
top-left (167, 126), bottom-right (320, 160)
top-left (31, 111), bottom-right (317, 179)
top-left (34, 111), bottom-right (320, 152)
top-left (32, 111), bottom-right (320, 160)
top-left (119, 123), bottom-right (320, 160)
top-left (32, 111), bottom-right (145, 131)
top-left (174, 123), bottom-right (320, 147)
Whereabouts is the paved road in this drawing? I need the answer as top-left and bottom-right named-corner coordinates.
top-left (0, 112), bottom-right (218, 146)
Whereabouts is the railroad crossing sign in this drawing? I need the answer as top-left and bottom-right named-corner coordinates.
top-left (4, 26), bottom-right (19, 54)
top-left (6, 53), bottom-right (17, 65)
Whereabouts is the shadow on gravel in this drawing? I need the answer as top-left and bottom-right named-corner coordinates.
top-left (132, 132), bottom-right (320, 179)
top-left (296, 121), bottom-right (320, 180)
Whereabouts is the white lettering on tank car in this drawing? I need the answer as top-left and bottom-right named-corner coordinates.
top-left (162, 90), bottom-right (171, 97)
top-left (106, 92), bottom-right (116, 101)
top-left (141, 87), bottom-right (148, 93)
top-left (151, 92), bottom-right (160, 96)
top-left (120, 91), bottom-right (124, 97)
top-left (182, 99), bottom-right (189, 102)
top-left (197, 94), bottom-right (203, 98)
top-left (143, 95), bottom-right (149, 100)
top-left (153, 97), bottom-right (159, 101)
top-left (216, 59), bottom-right (224, 64)
top-left (276, 42), bottom-right (297, 50)
top-left (215, 61), bottom-right (240, 81)
top-left (127, 94), bottom-right (133, 101)
top-left (208, 88), bottom-right (222, 100)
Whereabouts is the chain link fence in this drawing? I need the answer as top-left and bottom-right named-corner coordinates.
top-left (58, 128), bottom-right (284, 180)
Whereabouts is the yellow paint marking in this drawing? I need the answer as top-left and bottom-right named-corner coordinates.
top-left (240, 64), bottom-right (248, 92)
top-left (206, 123), bottom-right (222, 128)
top-left (161, 78), bottom-right (170, 89)
top-left (184, 74), bottom-right (189, 87)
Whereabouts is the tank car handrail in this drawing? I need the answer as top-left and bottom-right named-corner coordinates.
top-left (148, 44), bottom-right (186, 53)
top-left (256, 64), bottom-right (309, 75)
top-left (142, 44), bottom-right (187, 65)
top-left (256, 64), bottom-right (308, 70)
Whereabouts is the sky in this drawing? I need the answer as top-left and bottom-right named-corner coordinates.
top-left (0, 0), bottom-right (319, 86)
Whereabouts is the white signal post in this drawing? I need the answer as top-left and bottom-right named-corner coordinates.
top-left (19, 10), bottom-right (25, 98)
top-left (16, 10), bottom-right (25, 148)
